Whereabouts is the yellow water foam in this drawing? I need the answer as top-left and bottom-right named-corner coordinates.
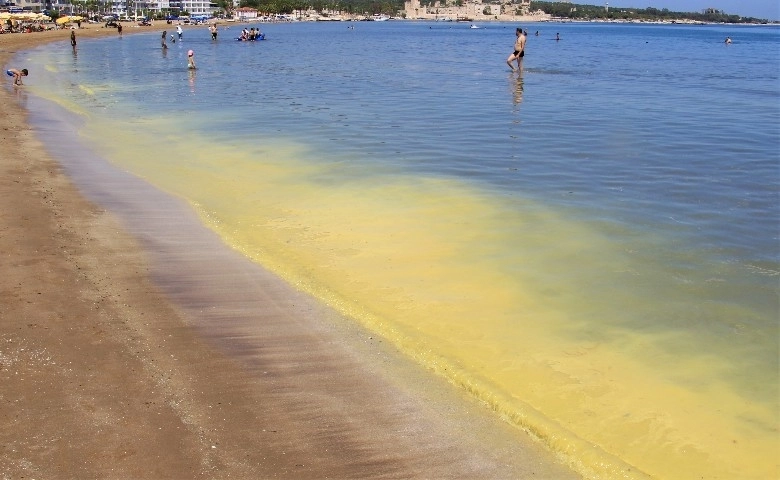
top-left (69, 108), bottom-right (780, 480)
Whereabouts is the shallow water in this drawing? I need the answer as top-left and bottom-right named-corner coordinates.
top-left (12, 21), bottom-right (780, 479)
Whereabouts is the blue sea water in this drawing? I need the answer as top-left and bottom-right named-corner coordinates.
top-left (10, 21), bottom-right (780, 479)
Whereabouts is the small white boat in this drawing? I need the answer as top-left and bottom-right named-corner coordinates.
top-left (372, 14), bottom-right (390, 21)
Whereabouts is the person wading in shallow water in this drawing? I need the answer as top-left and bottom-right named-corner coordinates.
top-left (6, 68), bottom-right (28, 86)
top-left (506, 27), bottom-right (526, 71)
top-left (187, 50), bottom-right (196, 69)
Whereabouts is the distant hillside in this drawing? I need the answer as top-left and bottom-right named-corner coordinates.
top-left (529, 1), bottom-right (772, 24)
top-left (235, 0), bottom-right (401, 16)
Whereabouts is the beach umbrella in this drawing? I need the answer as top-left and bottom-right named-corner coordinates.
top-left (56, 16), bottom-right (72, 24)
top-left (11, 12), bottom-right (37, 20)
top-left (0, 12), bottom-right (10, 19)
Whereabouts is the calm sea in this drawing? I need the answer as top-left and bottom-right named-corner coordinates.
top-left (12, 20), bottom-right (780, 479)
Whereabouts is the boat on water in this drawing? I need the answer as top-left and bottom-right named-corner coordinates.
top-left (372, 14), bottom-right (390, 21)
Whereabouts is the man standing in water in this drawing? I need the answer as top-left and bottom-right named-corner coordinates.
top-left (506, 27), bottom-right (526, 71)
top-left (161, 30), bottom-right (168, 49)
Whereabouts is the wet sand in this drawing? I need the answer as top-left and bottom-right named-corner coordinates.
top-left (0, 23), bottom-right (580, 478)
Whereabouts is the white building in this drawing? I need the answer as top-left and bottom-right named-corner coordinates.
top-left (169, 0), bottom-right (216, 16)
top-left (5, 0), bottom-right (57, 13)
top-left (233, 6), bottom-right (258, 21)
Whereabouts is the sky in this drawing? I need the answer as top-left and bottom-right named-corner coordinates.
top-left (602, 1), bottom-right (780, 20)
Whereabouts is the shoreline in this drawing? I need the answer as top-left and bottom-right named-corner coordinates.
top-left (1, 25), bottom-right (580, 478)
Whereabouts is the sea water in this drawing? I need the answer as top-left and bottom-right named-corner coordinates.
top-left (12, 21), bottom-right (779, 479)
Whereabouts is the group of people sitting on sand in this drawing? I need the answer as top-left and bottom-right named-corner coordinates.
top-left (238, 27), bottom-right (263, 41)
top-left (2, 19), bottom-right (52, 34)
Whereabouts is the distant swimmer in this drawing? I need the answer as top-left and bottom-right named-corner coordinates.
top-left (506, 27), bottom-right (526, 72)
top-left (725, 36), bottom-right (732, 44)
top-left (187, 49), bottom-right (196, 69)
top-left (556, 32), bottom-right (560, 41)
top-left (6, 68), bottom-right (28, 86)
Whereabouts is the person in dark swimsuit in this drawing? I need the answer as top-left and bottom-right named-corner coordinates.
top-left (506, 28), bottom-right (526, 71)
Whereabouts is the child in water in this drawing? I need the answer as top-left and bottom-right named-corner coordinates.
top-left (187, 50), bottom-right (196, 69)
top-left (6, 68), bottom-right (28, 85)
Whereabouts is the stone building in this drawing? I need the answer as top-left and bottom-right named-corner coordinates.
top-left (403, 0), bottom-right (549, 22)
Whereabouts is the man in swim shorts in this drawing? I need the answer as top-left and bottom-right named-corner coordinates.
top-left (506, 28), bottom-right (526, 71)
top-left (6, 68), bottom-right (28, 86)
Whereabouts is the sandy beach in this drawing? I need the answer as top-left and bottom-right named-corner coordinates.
top-left (0, 23), bottom-right (580, 479)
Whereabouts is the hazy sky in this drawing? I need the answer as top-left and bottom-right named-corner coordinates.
top-left (602, 1), bottom-right (779, 20)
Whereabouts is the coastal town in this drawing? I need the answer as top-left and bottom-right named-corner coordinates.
top-left (1, 0), bottom-right (547, 25)
top-left (1, 0), bottom-right (774, 27)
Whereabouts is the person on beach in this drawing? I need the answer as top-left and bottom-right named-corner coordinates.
top-left (177, 24), bottom-right (183, 40)
top-left (187, 49), bottom-right (196, 69)
top-left (161, 30), bottom-right (168, 49)
top-left (6, 68), bottom-right (28, 86)
top-left (506, 27), bottom-right (526, 72)
top-left (117, 23), bottom-right (122, 35)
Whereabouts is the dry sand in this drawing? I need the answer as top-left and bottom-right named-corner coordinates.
top-left (0, 23), bottom-right (580, 479)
